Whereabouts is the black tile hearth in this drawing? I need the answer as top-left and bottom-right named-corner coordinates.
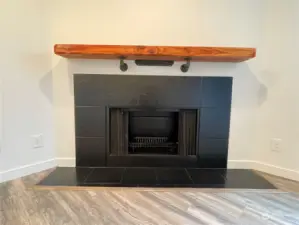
top-left (122, 168), bottom-right (156, 186)
top-left (38, 167), bottom-right (277, 189)
top-left (85, 168), bottom-right (125, 184)
top-left (156, 168), bottom-right (193, 186)
top-left (37, 167), bottom-right (277, 189)
top-left (38, 167), bottom-right (92, 186)
top-left (187, 169), bottom-right (226, 187)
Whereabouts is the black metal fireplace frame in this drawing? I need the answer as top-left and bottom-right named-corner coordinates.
top-left (105, 106), bottom-right (200, 167)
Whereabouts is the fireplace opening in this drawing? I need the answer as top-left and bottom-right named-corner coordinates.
top-left (109, 108), bottom-right (198, 157)
top-left (128, 111), bottom-right (179, 155)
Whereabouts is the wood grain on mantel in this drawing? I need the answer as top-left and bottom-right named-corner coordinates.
top-left (54, 44), bottom-right (256, 62)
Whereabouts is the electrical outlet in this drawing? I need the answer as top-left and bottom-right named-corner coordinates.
top-left (31, 134), bottom-right (44, 148)
top-left (270, 138), bottom-right (282, 152)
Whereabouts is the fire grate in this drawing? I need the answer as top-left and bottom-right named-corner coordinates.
top-left (129, 136), bottom-right (177, 149)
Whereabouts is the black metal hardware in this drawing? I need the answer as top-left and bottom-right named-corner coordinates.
top-left (180, 58), bottom-right (191, 72)
top-left (119, 58), bottom-right (128, 72)
top-left (135, 60), bottom-right (174, 67)
top-left (129, 137), bottom-right (176, 150)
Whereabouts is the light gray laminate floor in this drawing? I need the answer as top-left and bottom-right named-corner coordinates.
top-left (1, 169), bottom-right (299, 225)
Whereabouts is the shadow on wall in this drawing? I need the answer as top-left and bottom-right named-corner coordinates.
top-left (39, 70), bottom-right (53, 104)
top-left (232, 63), bottom-right (267, 108)
top-left (258, 83), bottom-right (268, 106)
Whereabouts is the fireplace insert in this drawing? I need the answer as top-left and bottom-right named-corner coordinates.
top-left (109, 108), bottom-right (198, 156)
top-left (128, 110), bottom-right (179, 155)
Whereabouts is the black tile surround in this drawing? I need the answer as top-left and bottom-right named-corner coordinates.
top-left (74, 75), bottom-right (232, 168)
top-left (38, 167), bottom-right (276, 189)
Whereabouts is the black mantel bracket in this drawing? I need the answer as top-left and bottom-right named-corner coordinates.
top-left (119, 58), bottom-right (192, 72)
top-left (180, 58), bottom-right (191, 73)
top-left (119, 58), bottom-right (128, 72)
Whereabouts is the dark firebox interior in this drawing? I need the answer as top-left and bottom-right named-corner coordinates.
top-left (128, 110), bottom-right (179, 155)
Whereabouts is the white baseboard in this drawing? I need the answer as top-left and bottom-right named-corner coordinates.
top-left (0, 159), bottom-right (56, 183)
top-left (56, 157), bottom-right (75, 167)
top-left (227, 160), bottom-right (253, 169)
top-left (228, 160), bottom-right (299, 182)
top-left (252, 161), bottom-right (299, 182)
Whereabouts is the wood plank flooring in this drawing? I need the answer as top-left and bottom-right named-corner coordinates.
top-left (1, 169), bottom-right (299, 225)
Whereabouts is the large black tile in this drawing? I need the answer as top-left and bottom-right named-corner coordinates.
top-left (187, 169), bottom-right (226, 187)
top-left (74, 75), bottom-right (112, 106)
top-left (85, 168), bottom-right (125, 184)
top-left (156, 168), bottom-right (192, 186)
top-left (75, 107), bottom-right (105, 137)
top-left (197, 139), bottom-right (228, 168)
top-left (38, 167), bottom-right (92, 186)
top-left (199, 107), bottom-right (231, 139)
top-left (201, 77), bottom-right (232, 107)
top-left (156, 77), bottom-right (202, 107)
top-left (198, 139), bottom-right (229, 155)
top-left (74, 75), bottom-right (202, 107)
top-left (76, 137), bottom-right (106, 167)
top-left (223, 169), bottom-right (276, 189)
top-left (122, 168), bottom-right (157, 186)
top-left (197, 156), bottom-right (227, 168)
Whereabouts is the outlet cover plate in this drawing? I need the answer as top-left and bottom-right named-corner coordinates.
top-left (270, 138), bottom-right (282, 152)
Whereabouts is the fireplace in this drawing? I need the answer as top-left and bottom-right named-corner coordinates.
top-left (74, 75), bottom-right (232, 168)
top-left (109, 108), bottom-right (198, 156)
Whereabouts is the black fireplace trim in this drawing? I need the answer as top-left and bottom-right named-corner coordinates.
top-left (106, 106), bottom-right (200, 159)
top-left (74, 75), bottom-right (232, 168)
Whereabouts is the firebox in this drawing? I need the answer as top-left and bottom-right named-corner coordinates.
top-left (109, 108), bottom-right (198, 156)
top-left (129, 110), bottom-right (179, 155)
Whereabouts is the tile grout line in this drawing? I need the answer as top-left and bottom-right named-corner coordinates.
top-left (119, 168), bottom-right (127, 184)
top-left (220, 171), bottom-right (227, 182)
top-left (184, 168), bottom-right (194, 184)
top-left (83, 168), bottom-right (95, 184)
top-left (154, 168), bottom-right (159, 186)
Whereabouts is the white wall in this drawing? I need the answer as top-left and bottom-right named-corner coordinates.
top-left (251, 0), bottom-right (299, 180)
top-left (49, 0), bottom-right (265, 167)
top-left (1, 0), bottom-right (299, 182)
top-left (0, 0), bottom-right (56, 182)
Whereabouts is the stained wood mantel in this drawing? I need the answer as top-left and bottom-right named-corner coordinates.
top-left (54, 44), bottom-right (256, 62)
